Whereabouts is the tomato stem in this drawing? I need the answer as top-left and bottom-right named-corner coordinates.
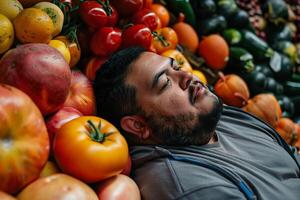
top-left (96, 0), bottom-right (112, 16)
top-left (152, 31), bottom-right (169, 47)
top-left (87, 120), bottom-right (115, 143)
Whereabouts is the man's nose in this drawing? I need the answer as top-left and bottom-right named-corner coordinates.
top-left (178, 70), bottom-right (193, 90)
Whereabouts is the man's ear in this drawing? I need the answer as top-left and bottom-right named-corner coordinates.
top-left (120, 115), bottom-right (151, 139)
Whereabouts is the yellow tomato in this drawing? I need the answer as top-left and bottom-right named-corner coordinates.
top-left (0, 14), bottom-right (14, 54)
top-left (18, 0), bottom-right (51, 8)
top-left (192, 69), bottom-right (207, 85)
top-left (0, 0), bottom-right (23, 21)
top-left (48, 39), bottom-right (71, 64)
top-left (13, 8), bottom-right (54, 43)
top-left (161, 49), bottom-right (193, 72)
top-left (55, 35), bottom-right (81, 68)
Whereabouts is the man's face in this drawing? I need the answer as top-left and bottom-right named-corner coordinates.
top-left (126, 52), bottom-right (222, 145)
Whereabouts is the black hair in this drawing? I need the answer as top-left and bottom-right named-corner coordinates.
top-left (93, 47), bottom-right (146, 130)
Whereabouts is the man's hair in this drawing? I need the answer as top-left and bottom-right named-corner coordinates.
top-left (93, 47), bottom-right (146, 130)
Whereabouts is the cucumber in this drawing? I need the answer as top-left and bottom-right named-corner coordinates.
top-left (222, 28), bottom-right (241, 45)
top-left (197, 15), bottom-right (227, 36)
top-left (229, 47), bottom-right (254, 72)
top-left (33, 2), bottom-right (64, 37)
top-left (239, 30), bottom-right (274, 61)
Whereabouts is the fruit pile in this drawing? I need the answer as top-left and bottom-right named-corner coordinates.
top-left (0, 0), bottom-right (300, 198)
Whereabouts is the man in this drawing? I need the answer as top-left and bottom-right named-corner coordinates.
top-left (93, 47), bottom-right (300, 200)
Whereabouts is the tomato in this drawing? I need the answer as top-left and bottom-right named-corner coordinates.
top-left (152, 27), bottom-right (178, 54)
top-left (161, 49), bottom-right (193, 72)
top-left (48, 39), bottom-right (71, 64)
top-left (150, 3), bottom-right (170, 27)
top-left (79, 1), bottom-right (107, 30)
top-left (0, 84), bottom-right (49, 194)
top-left (106, 5), bottom-right (118, 27)
top-left (53, 116), bottom-right (128, 183)
top-left (17, 174), bottom-right (98, 200)
top-left (0, 14), bottom-right (14, 54)
top-left (143, 0), bottom-right (153, 8)
top-left (132, 8), bottom-right (160, 31)
top-left (122, 24), bottom-right (152, 50)
top-left (97, 174), bottom-right (141, 200)
top-left (111, 0), bottom-right (143, 17)
top-left (90, 27), bottom-right (122, 57)
top-left (55, 35), bottom-right (81, 68)
top-left (85, 56), bottom-right (108, 81)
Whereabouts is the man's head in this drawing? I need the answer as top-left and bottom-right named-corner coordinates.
top-left (93, 47), bottom-right (223, 145)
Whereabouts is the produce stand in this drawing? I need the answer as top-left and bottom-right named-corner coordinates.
top-left (0, 0), bottom-right (300, 198)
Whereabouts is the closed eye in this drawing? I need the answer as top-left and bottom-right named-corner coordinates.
top-left (160, 76), bottom-right (171, 92)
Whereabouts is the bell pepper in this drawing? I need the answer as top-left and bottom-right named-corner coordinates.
top-left (165, 0), bottom-right (196, 27)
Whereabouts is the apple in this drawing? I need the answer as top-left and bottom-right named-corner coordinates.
top-left (46, 106), bottom-right (83, 148)
top-left (97, 174), bottom-right (141, 200)
top-left (63, 71), bottom-right (96, 115)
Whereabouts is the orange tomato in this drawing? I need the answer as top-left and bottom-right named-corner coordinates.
top-left (152, 27), bottom-right (178, 54)
top-left (198, 34), bottom-right (229, 70)
top-left (48, 39), bottom-right (71, 64)
top-left (150, 3), bottom-right (170, 27)
top-left (13, 8), bottom-right (54, 43)
top-left (161, 49), bottom-right (192, 72)
top-left (55, 35), bottom-right (81, 68)
top-left (173, 14), bottom-right (199, 53)
top-left (53, 116), bottom-right (129, 183)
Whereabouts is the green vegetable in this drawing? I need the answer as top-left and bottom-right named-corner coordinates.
top-left (190, 0), bottom-right (216, 19)
top-left (276, 95), bottom-right (295, 118)
top-left (272, 40), bottom-right (299, 64)
top-left (262, 0), bottom-right (289, 25)
top-left (266, 24), bottom-right (293, 43)
top-left (217, 0), bottom-right (238, 19)
top-left (197, 15), bottom-right (227, 36)
top-left (284, 81), bottom-right (300, 96)
top-left (239, 30), bottom-right (274, 61)
top-left (222, 28), bottom-right (241, 45)
top-left (228, 9), bottom-right (252, 30)
top-left (166, 0), bottom-right (196, 26)
top-left (229, 47), bottom-right (254, 72)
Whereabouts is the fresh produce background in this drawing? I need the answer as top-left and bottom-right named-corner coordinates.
top-left (0, 0), bottom-right (300, 198)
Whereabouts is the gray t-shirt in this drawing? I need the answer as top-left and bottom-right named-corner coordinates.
top-left (130, 106), bottom-right (300, 200)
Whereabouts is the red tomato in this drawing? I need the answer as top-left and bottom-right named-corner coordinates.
top-left (106, 5), bottom-right (118, 26)
top-left (79, 1), bottom-right (107, 30)
top-left (97, 174), bottom-right (141, 200)
top-left (17, 174), bottom-right (98, 200)
top-left (90, 27), bottom-right (122, 57)
top-left (122, 24), bottom-right (153, 49)
top-left (132, 8), bottom-right (160, 31)
top-left (85, 56), bottom-right (108, 81)
top-left (53, 116), bottom-right (129, 183)
top-left (111, 0), bottom-right (143, 17)
top-left (0, 84), bottom-right (49, 194)
top-left (143, 0), bottom-right (153, 8)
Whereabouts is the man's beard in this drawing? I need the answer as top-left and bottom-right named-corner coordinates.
top-left (144, 97), bottom-right (223, 146)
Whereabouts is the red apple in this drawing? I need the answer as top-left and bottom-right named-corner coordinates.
top-left (63, 70), bottom-right (96, 115)
top-left (0, 43), bottom-right (71, 116)
top-left (46, 106), bottom-right (83, 148)
top-left (97, 174), bottom-right (141, 200)
top-left (121, 154), bottom-right (132, 176)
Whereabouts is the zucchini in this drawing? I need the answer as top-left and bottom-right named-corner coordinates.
top-left (261, 0), bottom-right (289, 25)
top-left (190, 0), bottom-right (216, 19)
top-left (272, 40), bottom-right (299, 64)
top-left (222, 28), bottom-right (241, 45)
top-left (255, 63), bottom-right (274, 77)
top-left (268, 52), bottom-right (293, 81)
top-left (229, 47), bottom-right (254, 72)
top-left (228, 9), bottom-right (251, 29)
top-left (217, 0), bottom-right (238, 19)
top-left (291, 96), bottom-right (300, 117)
top-left (197, 15), bottom-right (227, 36)
top-left (290, 73), bottom-right (300, 83)
top-left (239, 30), bottom-right (274, 61)
top-left (266, 24), bottom-right (293, 43)
top-left (284, 81), bottom-right (300, 96)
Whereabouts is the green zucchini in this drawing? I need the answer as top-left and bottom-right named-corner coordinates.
top-left (197, 15), bottom-right (227, 36)
top-left (165, 0), bottom-right (196, 26)
top-left (284, 81), bottom-right (300, 96)
top-left (290, 73), bottom-right (300, 83)
top-left (266, 24), bottom-right (293, 43)
top-left (217, 0), bottom-right (238, 19)
top-left (255, 63), bottom-right (274, 77)
top-left (239, 30), bottom-right (274, 61)
top-left (228, 9), bottom-right (251, 29)
top-left (272, 40), bottom-right (299, 64)
top-left (229, 47), bottom-right (254, 72)
top-left (261, 0), bottom-right (289, 25)
top-left (190, 0), bottom-right (216, 19)
top-left (222, 28), bottom-right (241, 45)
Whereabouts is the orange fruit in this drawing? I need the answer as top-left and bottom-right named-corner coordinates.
top-left (198, 34), bottom-right (229, 70)
top-left (150, 3), bottom-right (170, 27)
top-left (13, 8), bottom-right (54, 43)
